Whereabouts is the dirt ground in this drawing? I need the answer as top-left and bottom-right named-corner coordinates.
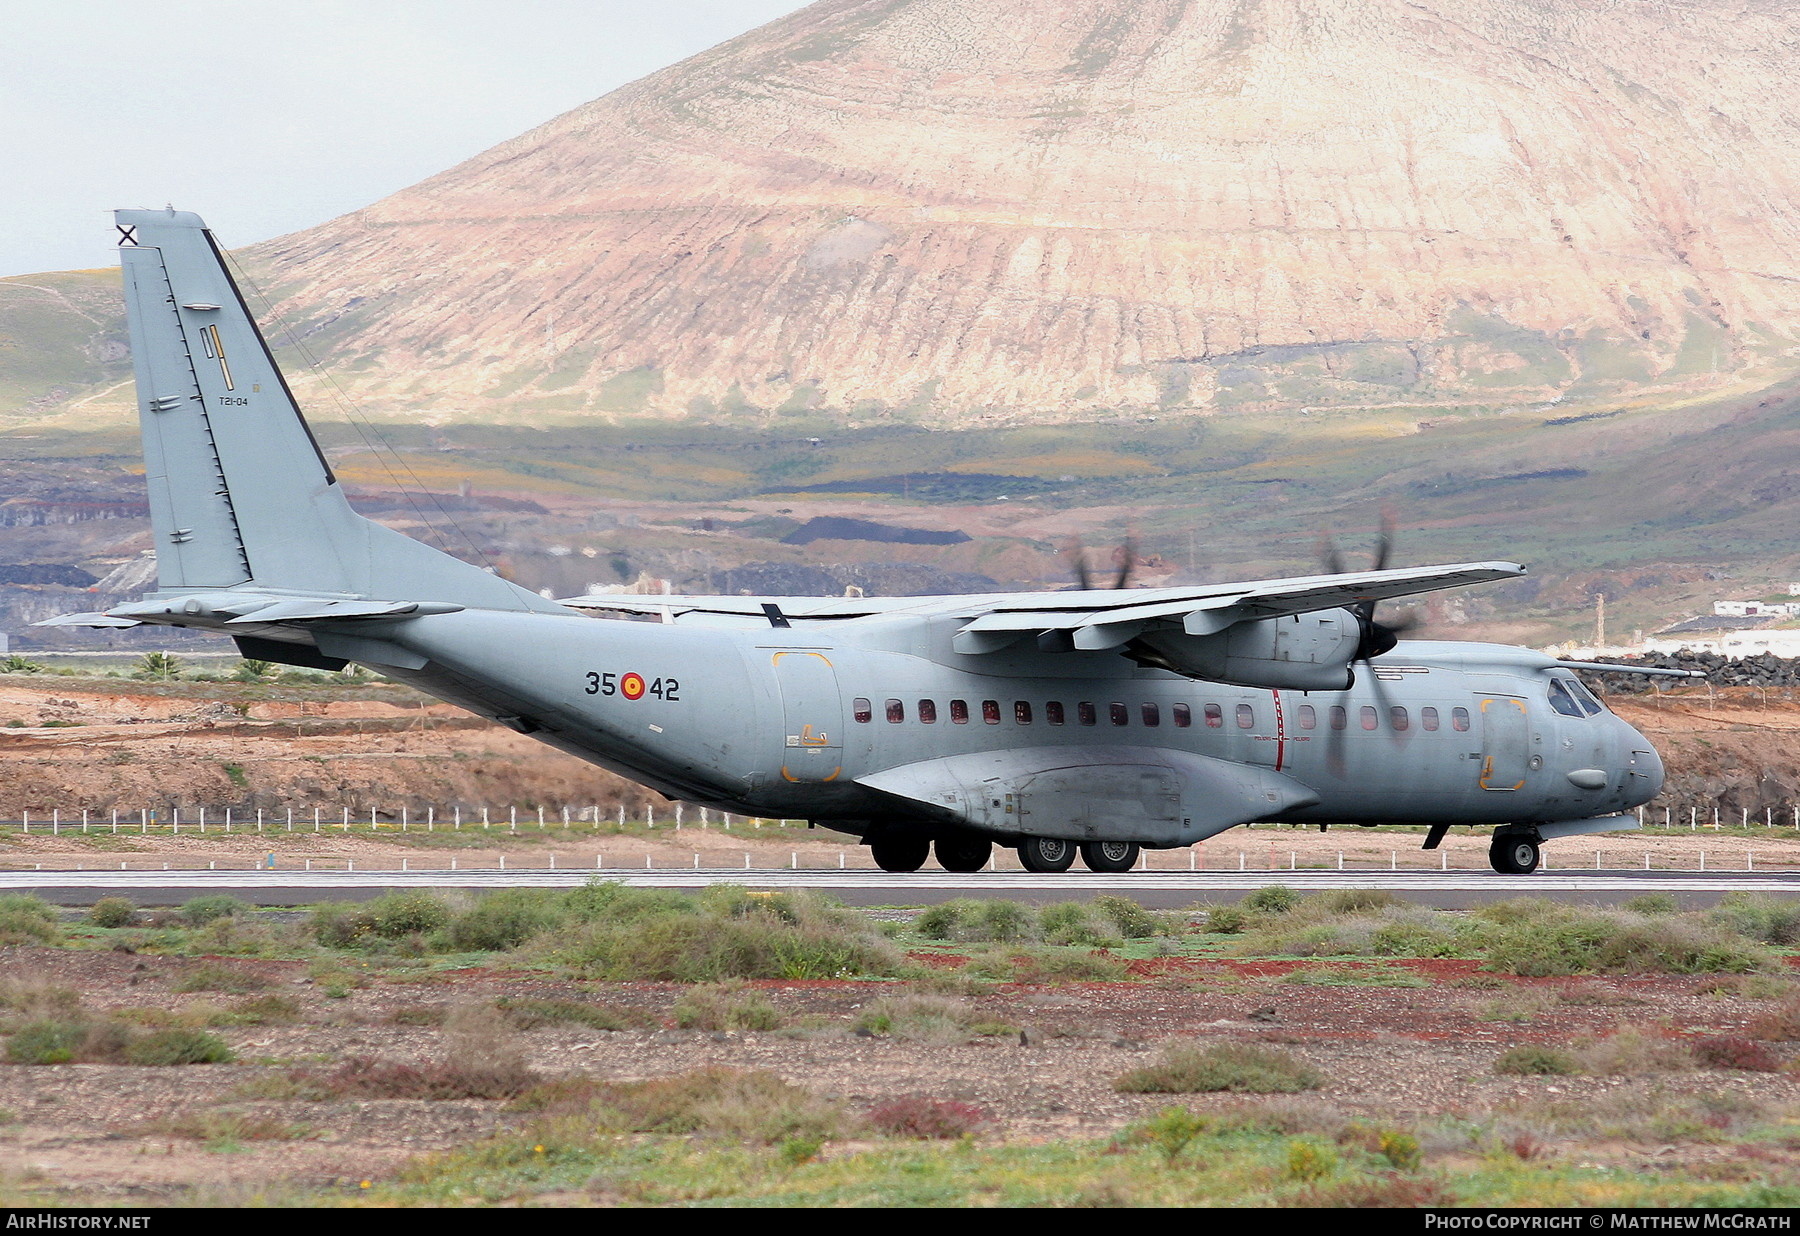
top-left (2, 941), bottom-right (1796, 1203)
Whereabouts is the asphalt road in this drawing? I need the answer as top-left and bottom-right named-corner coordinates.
top-left (5, 868), bottom-right (1799, 908)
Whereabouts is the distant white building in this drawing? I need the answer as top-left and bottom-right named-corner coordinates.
top-left (1712, 599), bottom-right (1800, 617)
top-left (1643, 614), bottom-right (1800, 657)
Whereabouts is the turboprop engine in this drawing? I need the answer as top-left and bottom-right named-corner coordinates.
top-left (1125, 609), bottom-right (1365, 691)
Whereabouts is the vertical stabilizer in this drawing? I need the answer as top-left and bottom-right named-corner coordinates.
top-left (116, 208), bottom-right (562, 613)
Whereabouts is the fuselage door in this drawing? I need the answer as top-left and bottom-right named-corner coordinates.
top-left (1477, 696), bottom-right (1529, 791)
top-left (772, 650), bottom-right (844, 784)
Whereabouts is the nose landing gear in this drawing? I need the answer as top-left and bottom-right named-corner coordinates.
top-left (1489, 833), bottom-right (1541, 875)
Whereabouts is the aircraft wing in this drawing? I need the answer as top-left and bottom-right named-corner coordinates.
top-left (948, 561), bottom-right (1523, 652)
top-left (562, 560), bottom-right (1524, 648)
top-left (560, 593), bottom-right (914, 620)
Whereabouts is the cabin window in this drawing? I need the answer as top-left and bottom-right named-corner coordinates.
top-left (1109, 702), bottom-right (1129, 726)
top-left (1141, 702), bottom-right (1160, 726)
top-left (1046, 701), bottom-right (1066, 725)
top-left (1078, 701), bottom-right (1097, 726)
top-left (1296, 704), bottom-right (1316, 729)
top-left (918, 699), bottom-right (937, 724)
top-left (1235, 703), bottom-right (1255, 728)
top-left (1014, 701), bottom-right (1033, 725)
top-left (1390, 705), bottom-right (1409, 732)
top-left (1547, 679), bottom-right (1585, 718)
top-left (1420, 706), bottom-right (1439, 731)
top-left (1173, 703), bottom-right (1192, 728)
top-left (853, 697), bottom-right (872, 723)
top-left (982, 699), bottom-right (1001, 724)
top-left (1451, 706), bottom-right (1470, 732)
top-left (950, 699), bottom-right (970, 724)
top-left (1360, 705), bottom-right (1379, 731)
top-left (885, 699), bottom-right (905, 723)
top-left (1568, 679), bottom-right (1606, 716)
top-left (1204, 703), bottom-right (1223, 728)
top-left (1330, 705), bottom-right (1347, 730)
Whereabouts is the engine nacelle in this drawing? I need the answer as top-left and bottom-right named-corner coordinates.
top-left (1129, 609), bottom-right (1362, 690)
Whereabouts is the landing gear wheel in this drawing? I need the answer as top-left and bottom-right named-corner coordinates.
top-left (1080, 840), bottom-right (1140, 873)
top-left (934, 836), bottom-right (993, 872)
top-left (1017, 836), bottom-right (1077, 873)
top-left (1489, 835), bottom-right (1541, 875)
top-left (870, 835), bottom-right (930, 873)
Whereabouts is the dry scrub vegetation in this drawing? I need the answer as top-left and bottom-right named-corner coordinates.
top-left (0, 882), bottom-right (1798, 1206)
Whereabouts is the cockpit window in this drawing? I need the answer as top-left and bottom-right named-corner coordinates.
top-left (1546, 679), bottom-right (1585, 718)
top-left (1567, 678), bottom-right (1606, 716)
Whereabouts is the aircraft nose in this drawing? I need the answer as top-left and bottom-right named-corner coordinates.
top-left (1621, 721), bottom-right (1664, 805)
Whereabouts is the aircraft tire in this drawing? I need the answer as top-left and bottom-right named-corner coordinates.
top-left (1018, 836), bottom-right (1077, 873)
top-left (935, 836), bottom-right (993, 872)
top-left (870, 835), bottom-right (931, 873)
top-left (1080, 840), bottom-right (1140, 873)
top-left (1489, 836), bottom-right (1541, 875)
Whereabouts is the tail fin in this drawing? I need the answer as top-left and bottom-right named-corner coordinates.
top-left (116, 207), bottom-right (561, 613)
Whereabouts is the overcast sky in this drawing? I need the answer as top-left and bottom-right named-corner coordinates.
top-left (0, 1), bottom-right (812, 277)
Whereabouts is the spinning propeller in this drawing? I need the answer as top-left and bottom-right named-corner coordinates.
top-left (1066, 533), bottom-right (1137, 591)
top-left (1319, 513), bottom-right (1424, 775)
top-left (1319, 514), bottom-right (1423, 666)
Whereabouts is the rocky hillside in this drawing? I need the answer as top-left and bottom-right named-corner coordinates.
top-left (9, 0), bottom-right (1800, 427)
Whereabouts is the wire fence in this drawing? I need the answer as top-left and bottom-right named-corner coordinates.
top-left (0, 803), bottom-right (790, 836)
top-left (2, 801), bottom-right (1797, 838)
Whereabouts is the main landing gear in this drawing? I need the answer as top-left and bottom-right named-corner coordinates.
top-left (934, 836), bottom-right (993, 873)
top-left (870, 834), bottom-right (1146, 874)
top-left (1018, 836), bottom-right (1076, 873)
top-left (870, 835), bottom-right (994, 873)
top-left (1489, 833), bottom-right (1541, 875)
top-left (1018, 837), bottom-right (1141, 873)
top-left (1079, 840), bottom-right (1139, 873)
top-left (870, 835), bottom-right (931, 873)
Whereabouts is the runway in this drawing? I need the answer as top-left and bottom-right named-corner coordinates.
top-left (5, 867), bottom-right (1799, 908)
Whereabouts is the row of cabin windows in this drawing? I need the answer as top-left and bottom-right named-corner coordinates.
top-left (855, 698), bottom-right (1194, 727)
top-left (851, 698), bottom-right (1473, 733)
top-left (1286, 704), bottom-right (1471, 733)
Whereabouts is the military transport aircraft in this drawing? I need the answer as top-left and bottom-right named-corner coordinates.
top-left (45, 209), bottom-right (1700, 876)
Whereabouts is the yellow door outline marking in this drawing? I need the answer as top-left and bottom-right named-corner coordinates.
top-left (782, 765), bottom-right (841, 783)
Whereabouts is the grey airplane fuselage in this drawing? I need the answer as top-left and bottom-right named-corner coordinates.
top-left (364, 607), bottom-right (1662, 845)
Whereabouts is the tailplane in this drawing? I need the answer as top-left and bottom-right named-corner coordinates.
top-left (115, 208), bottom-right (560, 614)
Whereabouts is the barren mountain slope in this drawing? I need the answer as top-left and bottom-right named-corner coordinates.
top-left (223, 0), bottom-right (1800, 423)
